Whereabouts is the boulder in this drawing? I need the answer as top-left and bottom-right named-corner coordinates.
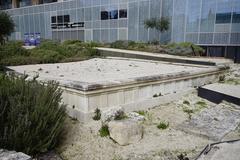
top-left (127, 112), bottom-right (145, 122)
top-left (0, 149), bottom-right (31, 160)
top-left (108, 120), bottom-right (143, 146)
top-left (101, 107), bottom-right (125, 122)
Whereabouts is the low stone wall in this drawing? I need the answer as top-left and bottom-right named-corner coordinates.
top-left (63, 69), bottom-right (225, 122)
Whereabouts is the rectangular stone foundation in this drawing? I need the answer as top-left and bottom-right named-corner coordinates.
top-left (8, 58), bottom-right (228, 122)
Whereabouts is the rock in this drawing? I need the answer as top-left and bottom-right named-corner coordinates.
top-left (101, 107), bottom-right (125, 122)
top-left (0, 149), bottom-right (32, 160)
top-left (127, 112), bottom-right (145, 122)
top-left (108, 120), bottom-right (143, 146)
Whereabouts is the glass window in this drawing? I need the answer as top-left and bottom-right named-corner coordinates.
top-left (57, 16), bottom-right (63, 23)
top-left (119, 9), bottom-right (127, 18)
top-left (233, 12), bottom-right (240, 23)
top-left (101, 11), bottom-right (109, 20)
top-left (64, 15), bottom-right (70, 23)
top-left (109, 10), bottom-right (118, 19)
top-left (51, 16), bottom-right (56, 23)
top-left (216, 13), bottom-right (231, 24)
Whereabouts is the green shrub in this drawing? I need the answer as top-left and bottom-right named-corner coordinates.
top-left (0, 41), bottom-right (29, 59)
top-left (0, 74), bottom-right (66, 155)
top-left (92, 108), bottom-right (101, 121)
top-left (157, 121), bottom-right (169, 130)
top-left (31, 49), bottom-right (64, 63)
top-left (165, 42), bottom-right (205, 56)
top-left (110, 40), bottom-right (130, 49)
top-left (135, 110), bottom-right (147, 116)
top-left (99, 124), bottom-right (110, 137)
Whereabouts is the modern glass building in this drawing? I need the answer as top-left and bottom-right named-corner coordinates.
top-left (1, 0), bottom-right (240, 58)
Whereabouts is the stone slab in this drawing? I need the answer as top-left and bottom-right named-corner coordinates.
top-left (198, 83), bottom-right (240, 105)
top-left (180, 102), bottom-right (240, 141)
top-left (8, 58), bottom-right (227, 92)
top-left (98, 47), bottom-right (233, 66)
top-left (197, 140), bottom-right (240, 160)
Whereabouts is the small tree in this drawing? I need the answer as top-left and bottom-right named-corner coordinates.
top-left (144, 17), bottom-right (170, 42)
top-left (0, 11), bottom-right (15, 45)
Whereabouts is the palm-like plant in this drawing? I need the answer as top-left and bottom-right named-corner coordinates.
top-left (144, 17), bottom-right (170, 42)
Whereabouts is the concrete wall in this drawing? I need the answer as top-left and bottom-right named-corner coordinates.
top-left (62, 72), bottom-right (222, 122)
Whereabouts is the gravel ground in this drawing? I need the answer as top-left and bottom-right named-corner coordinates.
top-left (56, 64), bottom-right (240, 160)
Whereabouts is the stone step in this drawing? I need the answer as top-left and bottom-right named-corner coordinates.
top-left (198, 83), bottom-right (240, 105)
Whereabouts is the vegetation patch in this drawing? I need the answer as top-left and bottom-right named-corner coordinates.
top-left (109, 40), bottom-right (205, 57)
top-left (135, 110), bottom-right (148, 116)
top-left (0, 74), bottom-right (66, 155)
top-left (114, 110), bottom-right (128, 120)
top-left (99, 124), bottom-right (110, 137)
top-left (157, 121), bottom-right (169, 130)
top-left (0, 40), bottom-right (101, 66)
top-left (92, 108), bottom-right (101, 121)
top-left (223, 78), bottom-right (240, 85)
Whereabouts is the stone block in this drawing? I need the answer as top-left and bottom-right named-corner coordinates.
top-left (108, 120), bottom-right (143, 146)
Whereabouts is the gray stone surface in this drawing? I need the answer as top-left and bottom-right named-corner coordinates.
top-left (108, 120), bottom-right (143, 146)
top-left (0, 149), bottom-right (31, 160)
top-left (8, 58), bottom-right (227, 91)
top-left (127, 112), bottom-right (145, 122)
top-left (180, 102), bottom-right (240, 141)
top-left (201, 83), bottom-right (240, 98)
top-left (101, 107), bottom-right (125, 122)
top-left (198, 140), bottom-right (240, 160)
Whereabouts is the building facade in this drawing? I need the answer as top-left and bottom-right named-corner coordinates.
top-left (1, 0), bottom-right (240, 58)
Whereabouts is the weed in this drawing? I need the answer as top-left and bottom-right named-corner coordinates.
top-left (182, 107), bottom-right (194, 119)
top-left (92, 108), bottom-right (101, 121)
top-left (183, 100), bottom-right (190, 105)
top-left (195, 101), bottom-right (207, 109)
top-left (135, 110), bottom-right (147, 116)
top-left (219, 75), bottom-right (225, 82)
top-left (99, 124), bottom-right (110, 137)
top-left (114, 110), bottom-right (128, 120)
top-left (153, 93), bottom-right (162, 98)
top-left (157, 121), bottom-right (169, 130)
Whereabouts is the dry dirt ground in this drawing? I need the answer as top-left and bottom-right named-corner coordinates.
top-left (56, 64), bottom-right (240, 160)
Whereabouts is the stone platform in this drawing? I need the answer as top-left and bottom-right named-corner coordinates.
top-left (198, 83), bottom-right (240, 105)
top-left (8, 58), bottom-right (228, 122)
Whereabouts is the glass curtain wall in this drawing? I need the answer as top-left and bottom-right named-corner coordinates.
top-left (3, 0), bottom-right (240, 46)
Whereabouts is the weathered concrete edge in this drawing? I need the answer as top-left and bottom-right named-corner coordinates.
top-left (66, 88), bottom-right (196, 123)
top-left (6, 64), bottom-right (229, 94)
top-left (98, 48), bottom-right (217, 66)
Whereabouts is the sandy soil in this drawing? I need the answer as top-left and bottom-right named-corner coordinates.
top-left (56, 64), bottom-right (240, 160)
top-left (57, 93), bottom-right (216, 160)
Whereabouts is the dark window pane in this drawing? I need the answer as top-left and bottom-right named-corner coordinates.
top-left (51, 16), bottom-right (56, 23)
top-left (233, 12), bottom-right (240, 23)
top-left (109, 10), bottom-right (118, 19)
top-left (64, 15), bottom-right (70, 22)
top-left (119, 9), bottom-right (127, 18)
top-left (57, 16), bottom-right (64, 23)
top-left (101, 11), bottom-right (109, 20)
top-left (216, 13), bottom-right (231, 24)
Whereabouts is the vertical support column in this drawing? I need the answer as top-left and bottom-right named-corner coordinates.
top-left (12, 0), bottom-right (18, 8)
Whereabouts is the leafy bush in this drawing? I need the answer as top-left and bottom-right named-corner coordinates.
top-left (99, 124), bottom-right (110, 137)
top-left (0, 11), bottom-right (15, 44)
top-left (92, 108), bottom-right (101, 121)
top-left (164, 42), bottom-right (205, 56)
top-left (157, 121), bottom-right (169, 130)
top-left (0, 74), bottom-right (66, 155)
top-left (0, 40), bottom-right (100, 66)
